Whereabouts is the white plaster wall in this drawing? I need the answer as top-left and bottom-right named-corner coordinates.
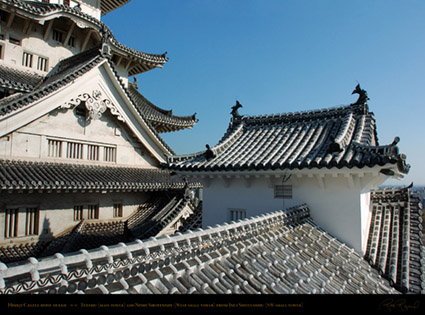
top-left (202, 177), bottom-right (299, 227)
top-left (1, 19), bottom-right (74, 74)
top-left (0, 10), bottom-right (100, 75)
top-left (0, 191), bottom-right (149, 244)
top-left (1, 107), bottom-right (156, 167)
top-left (201, 173), bottom-right (383, 255)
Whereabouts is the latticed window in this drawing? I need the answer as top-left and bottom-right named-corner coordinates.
top-left (104, 146), bottom-right (116, 162)
top-left (229, 209), bottom-right (246, 222)
top-left (22, 52), bottom-right (33, 68)
top-left (87, 144), bottom-right (99, 161)
top-left (52, 29), bottom-right (63, 43)
top-left (66, 141), bottom-right (83, 159)
top-left (87, 205), bottom-right (99, 220)
top-left (4, 208), bottom-right (19, 238)
top-left (48, 139), bottom-right (62, 158)
top-left (274, 185), bottom-right (293, 199)
top-left (37, 56), bottom-right (48, 71)
top-left (113, 203), bottom-right (123, 218)
top-left (68, 36), bottom-right (75, 47)
top-left (25, 208), bottom-right (39, 236)
top-left (74, 205), bottom-right (84, 221)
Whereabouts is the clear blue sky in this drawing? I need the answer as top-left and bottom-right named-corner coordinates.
top-left (103, 0), bottom-right (425, 186)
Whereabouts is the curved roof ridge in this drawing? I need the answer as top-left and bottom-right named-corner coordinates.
top-left (166, 121), bottom-right (245, 165)
top-left (240, 102), bottom-right (367, 125)
top-left (127, 82), bottom-right (198, 132)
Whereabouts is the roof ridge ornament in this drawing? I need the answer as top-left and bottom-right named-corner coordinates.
top-left (99, 25), bottom-right (112, 58)
top-left (231, 100), bottom-right (243, 120)
top-left (204, 144), bottom-right (216, 160)
top-left (351, 83), bottom-right (369, 106)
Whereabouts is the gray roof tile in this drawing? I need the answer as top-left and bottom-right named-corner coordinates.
top-left (0, 204), bottom-right (399, 294)
top-left (365, 185), bottom-right (424, 294)
top-left (0, 159), bottom-right (201, 192)
top-left (0, 65), bottom-right (44, 93)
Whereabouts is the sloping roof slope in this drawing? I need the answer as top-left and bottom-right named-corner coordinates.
top-left (0, 65), bottom-right (44, 93)
top-left (0, 204), bottom-right (398, 294)
top-left (101, 0), bottom-right (131, 15)
top-left (128, 82), bottom-right (198, 133)
top-left (0, 159), bottom-right (201, 192)
top-left (365, 185), bottom-right (424, 294)
top-left (166, 100), bottom-right (409, 174)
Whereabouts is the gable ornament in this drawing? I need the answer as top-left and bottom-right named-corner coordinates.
top-left (60, 89), bottom-right (125, 122)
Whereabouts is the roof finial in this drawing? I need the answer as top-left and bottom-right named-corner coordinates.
top-left (99, 25), bottom-right (112, 58)
top-left (204, 144), bottom-right (216, 160)
top-left (231, 100), bottom-right (243, 119)
top-left (351, 83), bottom-right (369, 106)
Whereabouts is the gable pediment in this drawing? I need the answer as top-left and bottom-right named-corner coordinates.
top-left (0, 59), bottom-right (172, 163)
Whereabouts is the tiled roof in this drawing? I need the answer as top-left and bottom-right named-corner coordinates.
top-left (0, 242), bottom-right (48, 265)
top-left (1, 0), bottom-right (168, 74)
top-left (101, 0), bottom-right (130, 15)
top-left (166, 101), bottom-right (410, 174)
top-left (0, 65), bottom-right (44, 93)
top-left (0, 159), bottom-right (201, 192)
top-left (128, 82), bottom-right (198, 133)
top-left (365, 186), bottom-right (424, 294)
top-left (0, 204), bottom-right (399, 294)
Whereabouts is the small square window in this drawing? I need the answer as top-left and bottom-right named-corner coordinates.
top-left (74, 205), bottom-right (84, 221)
top-left (37, 56), bottom-right (48, 71)
top-left (274, 185), bottom-right (293, 199)
top-left (22, 52), bottom-right (33, 68)
top-left (87, 204), bottom-right (99, 220)
top-left (53, 30), bottom-right (63, 43)
top-left (229, 209), bottom-right (246, 222)
top-left (113, 203), bottom-right (123, 218)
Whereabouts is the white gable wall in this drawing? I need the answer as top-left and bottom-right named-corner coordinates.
top-left (0, 61), bottom-right (170, 165)
top-left (2, 106), bottom-right (156, 167)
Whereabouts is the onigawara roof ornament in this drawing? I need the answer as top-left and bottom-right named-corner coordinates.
top-left (231, 100), bottom-right (243, 119)
top-left (351, 83), bottom-right (369, 106)
top-left (204, 144), bottom-right (216, 160)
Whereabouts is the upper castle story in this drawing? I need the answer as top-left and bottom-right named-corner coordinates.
top-left (0, 0), bottom-right (166, 94)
